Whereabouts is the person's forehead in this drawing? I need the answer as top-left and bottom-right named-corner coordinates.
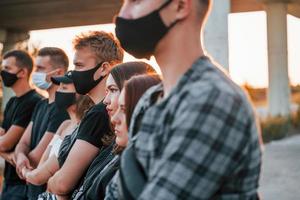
top-left (74, 48), bottom-right (95, 59)
top-left (36, 55), bottom-right (51, 65)
top-left (119, 89), bottom-right (126, 104)
top-left (60, 82), bottom-right (74, 87)
top-left (106, 74), bottom-right (117, 86)
top-left (2, 56), bottom-right (16, 66)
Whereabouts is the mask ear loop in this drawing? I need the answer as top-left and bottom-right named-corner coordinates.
top-left (94, 61), bottom-right (108, 82)
top-left (158, 0), bottom-right (181, 29)
top-left (158, 0), bottom-right (174, 11)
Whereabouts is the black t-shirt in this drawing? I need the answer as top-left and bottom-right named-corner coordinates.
top-left (30, 99), bottom-right (70, 150)
top-left (28, 98), bottom-right (70, 200)
top-left (57, 126), bottom-right (79, 168)
top-left (1, 90), bottom-right (42, 185)
top-left (71, 143), bottom-right (117, 200)
top-left (76, 102), bottom-right (112, 149)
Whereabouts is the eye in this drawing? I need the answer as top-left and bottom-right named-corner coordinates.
top-left (110, 88), bottom-right (119, 93)
top-left (121, 106), bottom-right (126, 113)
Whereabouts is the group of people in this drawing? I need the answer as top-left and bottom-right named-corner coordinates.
top-left (0, 0), bottom-right (263, 199)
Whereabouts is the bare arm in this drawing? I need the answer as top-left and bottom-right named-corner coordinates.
top-left (25, 154), bottom-right (60, 185)
top-left (47, 140), bottom-right (99, 195)
top-left (15, 122), bottom-right (33, 179)
top-left (0, 127), bottom-right (5, 136)
top-left (28, 131), bottom-right (55, 168)
top-left (0, 151), bottom-right (15, 166)
top-left (0, 125), bottom-right (25, 152)
top-left (38, 121), bottom-right (69, 165)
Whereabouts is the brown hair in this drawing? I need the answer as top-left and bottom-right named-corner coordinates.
top-left (124, 74), bottom-right (162, 128)
top-left (73, 31), bottom-right (124, 66)
top-left (113, 74), bottom-right (161, 154)
top-left (110, 61), bottom-right (157, 90)
top-left (3, 50), bottom-right (34, 76)
top-left (37, 47), bottom-right (69, 72)
top-left (75, 95), bottom-right (94, 120)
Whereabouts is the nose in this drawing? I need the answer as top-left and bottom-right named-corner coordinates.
top-left (118, 3), bottom-right (133, 19)
top-left (111, 111), bottom-right (120, 126)
top-left (103, 93), bottom-right (110, 106)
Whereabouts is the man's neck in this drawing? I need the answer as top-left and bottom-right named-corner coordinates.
top-left (88, 80), bottom-right (106, 104)
top-left (155, 26), bottom-right (204, 97)
top-left (12, 80), bottom-right (32, 97)
top-left (47, 85), bottom-right (58, 104)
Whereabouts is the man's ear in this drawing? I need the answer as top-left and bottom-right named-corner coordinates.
top-left (17, 68), bottom-right (28, 79)
top-left (175, 0), bottom-right (192, 21)
top-left (56, 68), bottom-right (65, 76)
top-left (161, 0), bottom-right (192, 26)
top-left (95, 62), bottom-right (111, 80)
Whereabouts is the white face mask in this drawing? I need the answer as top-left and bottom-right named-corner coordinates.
top-left (32, 72), bottom-right (52, 90)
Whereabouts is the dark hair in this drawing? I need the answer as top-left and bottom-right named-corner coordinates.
top-left (110, 61), bottom-right (157, 90)
top-left (3, 50), bottom-right (34, 75)
top-left (124, 74), bottom-right (162, 127)
top-left (73, 31), bottom-right (124, 66)
top-left (37, 47), bottom-right (69, 72)
top-left (113, 74), bottom-right (161, 154)
top-left (75, 95), bottom-right (94, 120)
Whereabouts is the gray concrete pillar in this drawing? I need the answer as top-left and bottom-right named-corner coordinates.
top-left (0, 30), bottom-right (30, 111)
top-left (265, 2), bottom-right (291, 117)
top-left (204, 0), bottom-right (230, 71)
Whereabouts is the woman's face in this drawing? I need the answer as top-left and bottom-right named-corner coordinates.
top-left (57, 82), bottom-right (76, 93)
top-left (111, 89), bottom-right (128, 147)
top-left (104, 74), bottom-right (120, 117)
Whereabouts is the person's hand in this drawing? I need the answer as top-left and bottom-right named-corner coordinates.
top-left (7, 152), bottom-right (16, 167)
top-left (22, 167), bottom-right (32, 180)
top-left (0, 127), bottom-right (5, 136)
top-left (47, 176), bottom-right (54, 192)
top-left (16, 153), bottom-right (33, 179)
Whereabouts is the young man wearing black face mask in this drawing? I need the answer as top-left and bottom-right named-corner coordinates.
top-left (47, 31), bottom-right (124, 197)
top-left (0, 50), bottom-right (42, 200)
top-left (113, 0), bottom-right (263, 199)
top-left (15, 47), bottom-right (70, 200)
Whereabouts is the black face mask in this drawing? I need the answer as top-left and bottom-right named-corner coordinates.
top-left (55, 91), bottom-right (76, 110)
top-left (115, 0), bottom-right (178, 59)
top-left (0, 70), bottom-right (21, 87)
top-left (71, 62), bottom-right (106, 95)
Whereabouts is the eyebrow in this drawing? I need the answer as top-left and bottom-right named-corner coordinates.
top-left (108, 85), bottom-right (118, 89)
top-left (74, 62), bottom-right (83, 66)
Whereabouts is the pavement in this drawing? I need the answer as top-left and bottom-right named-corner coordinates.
top-left (259, 135), bottom-right (300, 200)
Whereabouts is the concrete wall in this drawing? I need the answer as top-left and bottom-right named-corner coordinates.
top-left (204, 0), bottom-right (230, 71)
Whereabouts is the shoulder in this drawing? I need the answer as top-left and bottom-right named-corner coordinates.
top-left (84, 102), bottom-right (108, 119)
top-left (33, 98), bottom-right (47, 110)
top-left (184, 58), bottom-right (250, 105)
top-left (29, 90), bottom-right (43, 102)
top-left (21, 90), bottom-right (43, 106)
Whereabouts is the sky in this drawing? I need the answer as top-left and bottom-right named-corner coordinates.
top-left (29, 11), bottom-right (300, 88)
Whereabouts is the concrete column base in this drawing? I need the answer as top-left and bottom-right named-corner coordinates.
top-left (204, 0), bottom-right (230, 71)
top-left (266, 2), bottom-right (291, 117)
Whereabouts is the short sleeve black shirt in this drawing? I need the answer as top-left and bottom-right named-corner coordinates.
top-left (76, 102), bottom-right (112, 149)
top-left (30, 99), bottom-right (70, 150)
top-left (27, 98), bottom-right (69, 199)
top-left (1, 90), bottom-right (42, 184)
